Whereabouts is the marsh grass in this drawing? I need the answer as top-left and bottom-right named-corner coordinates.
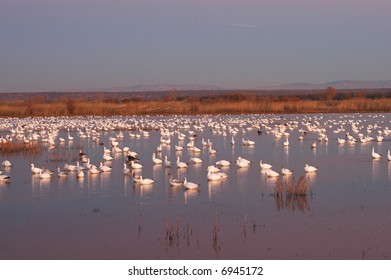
top-left (0, 97), bottom-right (391, 117)
top-left (274, 176), bottom-right (310, 212)
top-left (0, 141), bottom-right (42, 155)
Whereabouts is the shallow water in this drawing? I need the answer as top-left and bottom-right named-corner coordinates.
top-left (0, 113), bottom-right (391, 259)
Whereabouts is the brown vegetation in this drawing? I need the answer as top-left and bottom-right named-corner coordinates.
top-left (0, 89), bottom-right (391, 117)
top-left (0, 141), bottom-right (42, 155)
top-left (274, 176), bottom-right (310, 212)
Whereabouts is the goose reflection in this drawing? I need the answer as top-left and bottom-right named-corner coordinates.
top-left (184, 189), bottom-right (199, 204)
top-left (208, 180), bottom-right (223, 201)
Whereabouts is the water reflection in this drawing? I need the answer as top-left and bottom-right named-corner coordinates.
top-left (2, 114), bottom-right (391, 259)
top-left (372, 158), bottom-right (381, 179)
top-left (184, 189), bottom-right (199, 204)
top-left (274, 192), bottom-right (310, 213)
top-left (208, 181), bottom-right (223, 201)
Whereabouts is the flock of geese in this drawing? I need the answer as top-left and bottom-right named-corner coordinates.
top-left (0, 114), bottom-right (390, 188)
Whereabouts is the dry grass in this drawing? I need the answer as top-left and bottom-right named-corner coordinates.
top-left (0, 97), bottom-right (390, 117)
top-left (0, 141), bottom-right (42, 155)
top-left (274, 176), bottom-right (310, 212)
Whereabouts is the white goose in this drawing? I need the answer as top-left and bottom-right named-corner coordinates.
top-left (216, 160), bottom-right (230, 167)
top-left (2, 160), bottom-right (12, 167)
top-left (209, 146), bottom-right (217, 155)
top-left (260, 160), bottom-right (272, 170)
top-left (31, 163), bottom-right (43, 174)
top-left (130, 161), bottom-right (143, 170)
top-left (236, 158), bottom-right (250, 168)
top-left (371, 147), bottom-right (381, 159)
top-left (304, 164), bottom-right (318, 173)
top-left (152, 153), bottom-right (163, 165)
top-left (190, 157), bottom-right (203, 164)
top-left (337, 138), bottom-right (346, 144)
top-left (99, 162), bottom-right (112, 172)
top-left (103, 152), bottom-right (113, 161)
top-left (164, 156), bottom-right (173, 168)
top-left (207, 170), bottom-right (222, 181)
top-left (39, 170), bottom-right (52, 179)
top-left (388, 150), bottom-right (391, 161)
top-left (89, 166), bottom-right (100, 174)
top-left (183, 177), bottom-right (199, 190)
top-left (123, 163), bottom-right (131, 175)
top-left (139, 176), bottom-right (154, 185)
top-left (64, 162), bottom-right (77, 172)
top-left (281, 166), bottom-right (293, 175)
top-left (169, 174), bottom-right (183, 187)
top-left (265, 169), bottom-right (280, 177)
top-left (242, 138), bottom-right (255, 146)
top-left (77, 170), bottom-right (84, 178)
top-left (207, 165), bottom-right (221, 173)
top-left (57, 167), bottom-right (67, 177)
top-left (0, 174), bottom-right (10, 182)
top-left (176, 157), bottom-right (188, 169)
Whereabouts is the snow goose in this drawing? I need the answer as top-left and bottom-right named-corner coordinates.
top-left (265, 169), bottom-right (280, 177)
top-left (237, 156), bottom-right (251, 165)
top-left (64, 162), bottom-right (77, 172)
top-left (57, 167), bottom-right (67, 178)
top-left (139, 176), bottom-right (154, 185)
top-left (304, 164), bottom-right (318, 173)
top-left (2, 160), bottom-right (12, 167)
top-left (337, 138), bottom-right (346, 144)
top-left (164, 156), bottom-right (173, 168)
top-left (103, 152), bottom-right (113, 161)
top-left (281, 166), bottom-right (293, 175)
top-left (130, 161), bottom-right (143, 170)
top-left (371, 147), bottom-right (381, 159)
top-left (207, 170), bottom-right (222, 181)
top-left (207, 165), bottom-right (221, 173)
top-left (89, 166), bottom-right (100, 174)
top-left (31, 163), bottom-right (43, 174)
top-left (175, 145), bottom-right (183, 151)
top-left (99, 162), bottom-right (112, 172)
top-left (215, 160), bottom-right (230, 167)
top-left (132, 170), bottom-right (142, 183)
top-left (242, 138), bottom-right (255, 146)
top-left (260, 160), bottom-right (272, 170)
top-left (190, 157), bottom-right (203, 164)
top-left (176, 157), bottom-right (188, 169)
top-left (39, 170), bottom-right (52, 179)
top-left (209, 146), bottom-right (217, 155)
top-left (169, 174), bottom-right (183, 187)
top-left (123, 163), bottom-right (132, 175)
top-left (183, 177), bottom-right (199, 190)
top-left (77, 170), bottom-right (84, 178)
top-left (152, 153), bottom-right (163, 165)
top-left (0, 174), bottom-right (10, 182)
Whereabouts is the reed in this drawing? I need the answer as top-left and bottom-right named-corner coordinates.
top-left (274, 176), bottom-right (310, 212)
top-left (0, 141), bottom-right (42, 155)
top-left (213, 212), bottom-right (222, 254)
top-left (0, 96), bottom-right (391, 117)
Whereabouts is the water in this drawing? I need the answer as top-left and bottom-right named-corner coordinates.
top-left (0, 113), bottom-right (391, 259)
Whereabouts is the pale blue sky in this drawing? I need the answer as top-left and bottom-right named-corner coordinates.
top-left (1, 0), bottom-right (390, 92)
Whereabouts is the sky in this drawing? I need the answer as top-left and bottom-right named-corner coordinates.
top-left (1, 0), bottom-right (391, 92)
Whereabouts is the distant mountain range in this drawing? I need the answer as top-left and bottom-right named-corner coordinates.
top-left (268, 80), bottom-right (391, 90)
top-left (101, 84), bottom-right (221, 92)
top-left (101, 80), bottom-right (391, 92)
